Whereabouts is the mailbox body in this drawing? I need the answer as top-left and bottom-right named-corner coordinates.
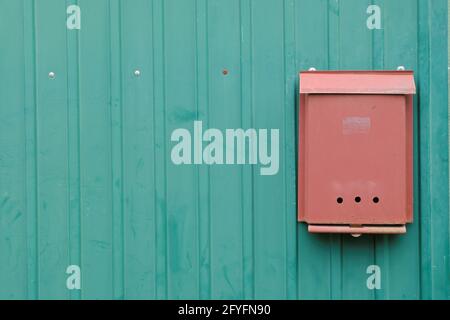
top-left (298, 71), bottom-right (416, 234)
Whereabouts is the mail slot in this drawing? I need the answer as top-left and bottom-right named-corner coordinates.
top-left (298, 71), bottom-right (416, 235)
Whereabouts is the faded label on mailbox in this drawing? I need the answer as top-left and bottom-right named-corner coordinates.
top-left (342, 117), bottom-right (371, 135)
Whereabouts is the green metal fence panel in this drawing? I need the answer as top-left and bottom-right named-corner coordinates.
top-left (0, 0), bottom-right (448, 300)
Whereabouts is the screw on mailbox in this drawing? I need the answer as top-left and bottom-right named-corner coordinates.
top-left (350, 225), bottom-right (363, 238)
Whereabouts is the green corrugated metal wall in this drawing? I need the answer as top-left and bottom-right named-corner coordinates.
top-left (0, 0), bottom-right (448, 300)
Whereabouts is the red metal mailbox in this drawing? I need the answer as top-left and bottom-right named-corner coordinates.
top-left (298, 71), bottom-right (416, 235)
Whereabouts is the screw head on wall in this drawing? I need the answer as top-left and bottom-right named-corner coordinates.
top-left (134, 69), bottom-right (141, 77)
top-left (48, 72), bottom-right (56, 79)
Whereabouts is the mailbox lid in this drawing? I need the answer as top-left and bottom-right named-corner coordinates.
top-left (299, 70), bottom-right (416, 95)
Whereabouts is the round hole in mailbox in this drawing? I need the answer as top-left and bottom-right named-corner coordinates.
top-left (373, 197), bottom-right (380, 204)
top-left (337, 197), bottom-right (344, 204)
top-left (355, 196), bottom-right (361, 203)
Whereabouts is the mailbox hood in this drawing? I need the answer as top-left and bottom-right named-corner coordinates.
top-left (299, 70), bottom-right (416, 95)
